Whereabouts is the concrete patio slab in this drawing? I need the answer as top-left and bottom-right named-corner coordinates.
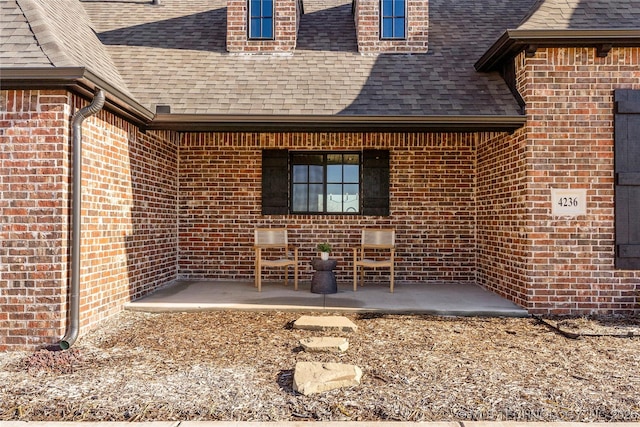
top-left (124, 280), bottom-right (528, 317)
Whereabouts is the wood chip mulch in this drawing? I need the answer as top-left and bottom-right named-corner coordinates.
top-left (1, 311), bottom-right (640, 422)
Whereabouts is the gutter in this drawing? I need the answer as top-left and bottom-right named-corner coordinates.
top-left (0, 67), bottom-right (154, 125)
top-left (60, 88), bottom-right (106, 350)
top-left (475, 28), bottom-right (640, 71)
top-left (147, 114), bottom-right (526, 133)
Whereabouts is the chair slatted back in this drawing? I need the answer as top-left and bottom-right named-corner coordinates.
top-left (255, 228), bottom-right (288, 248)
top-left (362, 228), bottom-right (395, 248)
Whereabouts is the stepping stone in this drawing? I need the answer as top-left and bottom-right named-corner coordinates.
top-left (293, 315), bottom-right (358, 332)
top-left (293, 361), bottom-right (363, 396)
top-left (300, 337), bottom-right (349, 353)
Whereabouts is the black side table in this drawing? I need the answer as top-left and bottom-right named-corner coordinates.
top-left (310, 258), bottom-right (338, 294)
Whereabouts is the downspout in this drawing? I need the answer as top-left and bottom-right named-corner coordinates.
top-left (60, 88), bottom-right (105, 350)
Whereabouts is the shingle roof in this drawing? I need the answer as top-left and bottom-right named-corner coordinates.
top-left (77, 0), bottom-right (536, 116)
top-left (3, 0), bottom-right (639, 119)
top-left (2, 0), bottom-right (132, 97)
top-left (518, 0), bottom-right (640, 30)
top-left (0, 0), bottom-right (50, 66)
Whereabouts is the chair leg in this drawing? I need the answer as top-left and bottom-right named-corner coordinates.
top-left (257, 266), bottom-right (262, 292)
top-left (284, 266), bottom-right (289, 287)
top-left (390, 265), bottom-right (394, 293)
top-left (353, 263), bottom-right (357, 291)
top-left (294, 263), bottom-right (298, 291)
top-left (254, 249), bottom-right (260, 290)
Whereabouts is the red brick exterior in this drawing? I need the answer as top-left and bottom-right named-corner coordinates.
top-left (178, 132), bottom-right (479, 283)
top-left (477, 47), bottom-right (640, 314)
top-left (477, 129), bottom-right (530, 309)
top-left (1, 90), bottom-right (71, 350)
top-left (2, 47), bottom-right (640, 350)
top-left (354, 0), bottom-right (428, 54)
top-left (226, 0), bottom-right (300, 53)
top-left (1, 90), bottom-right (178, 351)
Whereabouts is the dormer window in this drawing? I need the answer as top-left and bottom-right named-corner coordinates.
top-left (354, 0), bottom-right (427, 54)
top-left (380, 0), bottom-right (406, 40)
top-left (249, 0), bottom-right (274, 39)
top-left (227, 0), bottom-right (298, 53)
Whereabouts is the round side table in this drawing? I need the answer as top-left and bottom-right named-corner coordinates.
top-left (310, 258), bottom-right (338, 294)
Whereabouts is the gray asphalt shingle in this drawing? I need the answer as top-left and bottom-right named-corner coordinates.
top-left (80, 0), bottom-right (535, 116)
top-left (519, 0), bottom-right (640, 30)
top-left (2, 0), bottom-right (132, 96)
top-left (0, 0), bottom-right (50, 66)
top-left (3, 0), bottom-right (639, 117)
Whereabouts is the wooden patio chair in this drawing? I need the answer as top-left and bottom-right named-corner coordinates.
top-left (353, 228), bottom-right (396, 292)
top-left (254, 228), bottom-right (298, 292)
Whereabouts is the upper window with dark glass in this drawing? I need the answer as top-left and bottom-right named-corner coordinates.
top-left (380, 0), bottom-right (406, 39)
top-left (249, 0), bottom-right (274, 39)
top-left (291, 152), bottom-right (360, 214)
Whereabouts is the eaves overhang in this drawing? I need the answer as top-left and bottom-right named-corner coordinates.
top-left (0, 67), bottom-right (526, 133)
top-left (146, 114), bottom-right (526, 133)
top-left (475, 29), bottom-right (640, 72)
top-left (0, 67), bottom-right (155, 125)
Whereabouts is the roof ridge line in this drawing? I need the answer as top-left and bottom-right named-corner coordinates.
top-left (15, 0), bottom-right (75, 67)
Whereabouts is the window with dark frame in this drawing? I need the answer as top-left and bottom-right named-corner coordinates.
top-left (380, 0), bottom-right (406, 39)
top-left (249, 0), bottom-right (274, 40)
top-left (261, 149), bottom-right (389, 216)
top-left (291, 152), bottom-right (361, 214)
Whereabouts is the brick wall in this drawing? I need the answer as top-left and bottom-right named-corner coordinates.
top-left (477, 129), bottom-right (530, 309)
top-left (354, 0), bottom-right (428, 54)
top-left (1, 90), bottom-right (70, 351)
top-left (76, 94), bottom-right (178, 325)
top-left (0, 90), bottom-right (178, 351)
top-left (226, 0), bottom-right (299, 53)
top-left (178, 132), bottom-right (481, 285)
top-left (478, 47), bottom-right (640, 315)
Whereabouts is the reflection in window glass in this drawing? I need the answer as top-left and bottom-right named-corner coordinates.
top-left (381, 0), bottom-right (405, 39)
top-left (344, 165), bottom-right (359, 182)
top-left (249, 0), bottom-right (273, 39)
top-left (327, 165), bottom-right (342, 183)
top-left (293, 165), bottom-right (307, 183)
top-left (292, 184), bottom-right (307, 211)
top-left (309, 165), bottom-right (323, 183)
top-left (310, 184), bottom-right (323, 211)
top-left (290, 152), bottom-right (361, 214)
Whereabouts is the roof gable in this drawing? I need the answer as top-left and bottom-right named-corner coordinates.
top-left (0, 0), bottom-right (51, 66)
top-left (7, 0), bottom-right (132, 97)
top-left (518, 0), bottom-right (640, 30)
top-left (476, 0), bottom-right (640, 71)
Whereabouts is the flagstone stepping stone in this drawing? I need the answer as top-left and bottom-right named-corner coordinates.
top-left (293, 315), bottom-right (358, 332)
top-left (300, 336), bottom-right (349, 353)
top-left (293, 361), bottom-right (363, 395)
